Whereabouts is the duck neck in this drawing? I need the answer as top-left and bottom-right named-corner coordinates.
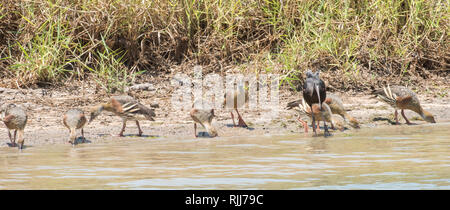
top-left (412, 106), bottom-right (425, 119)
top-left (343, 112), bottom-right (355, 122)
top-left (101, 103), bottom-right (113, 112)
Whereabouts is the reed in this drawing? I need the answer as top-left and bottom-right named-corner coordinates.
top-left (0, 0), bottom-right (448, 92)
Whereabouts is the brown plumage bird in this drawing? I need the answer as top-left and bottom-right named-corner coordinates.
top-left (63, 109), bottom-right (87, 145)
top-left (288, 93), bottom-right (360, 129)
top-left (324, 93), bottom-right (360, 129)
top-left (190, 106), bottom-right (218, 138)
top-left (372, 85), bottom-right (435, 124)
top-left (301, 70), bottom-right (330, 136)
top-left (293, 99), bottom-right (343, 133)
top-left (89, 95), bottom-right (156, 136)
top-left (1, 104), bottom-right (28, 150)
top-left (223, 81), bottom-right (249, 127)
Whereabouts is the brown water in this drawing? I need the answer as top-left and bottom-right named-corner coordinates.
top-left (1, 123), bottom-right (449, 190)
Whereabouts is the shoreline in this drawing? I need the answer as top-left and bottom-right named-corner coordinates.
top-left (1, 84), bottom-right (449, 148)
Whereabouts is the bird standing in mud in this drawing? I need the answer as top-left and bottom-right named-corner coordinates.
top-left (372, 85), bottom-right (435, 124)
top-left (1, 104), bottom-right (28, 150)
top-left (291, 98), bottom-right (343, 133)
top-left (224, 81), bottom-right (249, 128)
top-left (288, 93), bottom-right (360, 130)
top-left (89, 95), bottom-right (156, 137)
top-left (190, 105), bottom-right (218, 138)
top-left (301, 70), bottom-right (330, 136)
top-left (63, 108), bottom-right (87, 145)
top-left (324, 93), bottom-right (360, 129)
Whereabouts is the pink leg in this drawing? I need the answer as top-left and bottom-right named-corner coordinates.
top-left (401, 109), bottom-right (411, 125)
top-left (235, 109), bottom-right (248, 127)
top-left (297, 117), bottom-right (308, 133)
top-left (7, 130), bottom-right (16, 147)
top-left (230, 112), bottom-right (236, 126)
top-left (394, 110), bottom-right (399, 125)
top-left (118, 120), bottom-right (126, 137)
top-left (136, 120), bottom-right (143, 136)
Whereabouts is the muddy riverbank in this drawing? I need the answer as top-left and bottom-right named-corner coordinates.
top-left (0, 83), bottom-right (449, 148)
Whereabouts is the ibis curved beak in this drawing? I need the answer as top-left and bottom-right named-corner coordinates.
top-left (315, 84), bottom-right (322, 110)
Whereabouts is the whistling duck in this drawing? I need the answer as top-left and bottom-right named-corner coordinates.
top-left (372, 85), bottom-right (435, 124)
top-left (190, 105), bottom-right (218, 137)
top-left (63, 108), bottom-right (87, 145)
top-left (288, 93), bottom-right (360, 129)
top-left (324, 93), bottom-right (360, 129)
top-left (290, 98), bottom-right (343, 133)
top-left (1, 104), bottom-right (28, 150)
top-left (89, 95), bottom-right (156, 136)
top-left (224, 81), bottom-right (249, 127)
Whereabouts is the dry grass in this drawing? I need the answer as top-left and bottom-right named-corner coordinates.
top-left (0, 0), bottom-right (448, 93)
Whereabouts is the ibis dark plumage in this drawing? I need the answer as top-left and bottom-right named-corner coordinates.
top-left (302, 70), bottom-right (330, 136)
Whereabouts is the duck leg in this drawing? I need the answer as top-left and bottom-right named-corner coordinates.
top-left (81, 128), bottom-right (86, 143)
top-left (401, 109), bottom-right (412, 125)
top-left (7, 129), bottom-right (16, 147)
top-left (235, 109), bottom-right (248, 128)
top-left (297, 117), bottom-right (308, 133)
top-left (135, 120), bottom-right (143, 136)
top-left (323, 121), bottom-right (331, 137)
top-left (118, 119), bottom-right (127, 137)
top-left (17, 130), bottom-right (24, 151)
top-left (13, 130), bottom-right (18, 146)
top-left (194, 123), bottom-right (198, 137)
top-left (230, 112), bottom-right (236, 127)
top-left (394, 110), bottom-right (400, 125)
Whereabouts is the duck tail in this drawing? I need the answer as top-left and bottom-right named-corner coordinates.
top-left (286, 100), bottom-right (301, 110)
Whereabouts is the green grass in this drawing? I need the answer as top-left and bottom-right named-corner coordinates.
top-left (88, 36), bottom-right (144, 93)
top-left (9, 13), bottom-right (76, 86)
top-left (0, 0), bottom-right (448, 92)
